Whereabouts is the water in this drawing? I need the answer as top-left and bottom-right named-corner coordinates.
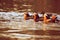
top-left (0, 16), bottom-right (60, 40)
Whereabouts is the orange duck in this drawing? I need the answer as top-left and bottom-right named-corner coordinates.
top-left (33, 13), bottom-right (39, 22)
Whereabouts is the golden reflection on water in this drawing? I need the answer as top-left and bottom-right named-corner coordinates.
top-left (0, 19), bottom-right (60, 40)
top-left (43, 23), bottom-right (47, 31)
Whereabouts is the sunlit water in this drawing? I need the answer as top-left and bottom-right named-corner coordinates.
top-left (0, 16), bottom-right (60, 40)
